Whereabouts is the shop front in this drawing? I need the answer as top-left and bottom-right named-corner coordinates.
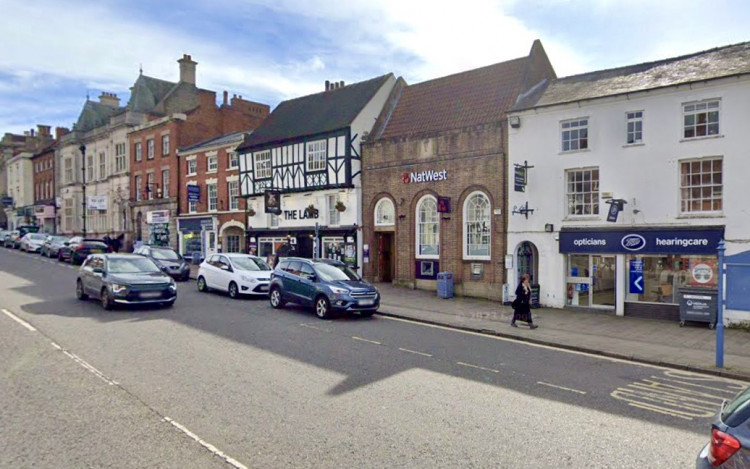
top-left (177, 216), bottom-right (215, 262)
top-left (559, 226), bottom-right (724, 320)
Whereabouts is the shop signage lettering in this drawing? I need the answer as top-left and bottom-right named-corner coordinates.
top-left (560, 228), bottom-right (723, 255)
top-left (283, 209), bottom-right (319, 220)
top-left (401, 169), bottom-right (448, 184)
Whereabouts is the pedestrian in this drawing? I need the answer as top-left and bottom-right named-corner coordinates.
top-left (511, 273), bottom-right (538, 329)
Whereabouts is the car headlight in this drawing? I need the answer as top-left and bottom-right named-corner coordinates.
top-left (329, 286), bottom-right (350, 295)
top-left (168, 279), bottom-right (177, 291)
top-left (240, 275), bottom-right (258, 283)
top-left (111, 284), bottom-right (128, 294)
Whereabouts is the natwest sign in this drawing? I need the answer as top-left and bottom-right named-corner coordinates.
top-left (401, 169), bottom-right (448, 184)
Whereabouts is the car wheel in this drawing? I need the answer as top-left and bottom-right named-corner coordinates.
top-left (76, 280), bottom-right (88, 300)
top-left (100, 288), bottom-right (113, 310)
top-left (269, 287), bottom-right (285, 309)
top-left (228, 281), bottom-right (239, 299)
top-left (314, 295), bottom-right (332, 319)
top-left (58, 252), bottom-right (64, 262)
top-left (197, 276), bottom-right (208, 292)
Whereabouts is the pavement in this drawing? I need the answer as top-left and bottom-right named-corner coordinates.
top-left (189, 265), bottom-right (750, 382)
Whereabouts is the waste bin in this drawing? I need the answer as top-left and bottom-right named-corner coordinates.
top-left (437, 272), bottom-right (454, 299)
top-left (678, 287), bottom-right (718, 328)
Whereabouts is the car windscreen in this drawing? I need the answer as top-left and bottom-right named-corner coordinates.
top-left (231, 256), bottom-right (272, 271)
top-left (151, 248), bottom-right (181, 260)
top-left (29, 233), bottom-right (47, 240)
top-left (52, 236), bottom-right (69, 242)
top-left (107, 257), bottom-right (161, 274)
top-left (314, 263), bottom-right (360, 281)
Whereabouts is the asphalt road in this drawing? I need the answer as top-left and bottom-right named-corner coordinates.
top-left (1, 247), bottom-right (745, 468)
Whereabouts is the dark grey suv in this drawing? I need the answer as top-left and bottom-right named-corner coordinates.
top-left (696, 382), bottom-right (750, 468)
top-left (268, 257), bottom-right (379, 319)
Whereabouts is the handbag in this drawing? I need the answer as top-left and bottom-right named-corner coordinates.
top-left (511, 298), bottom-right (519, 309)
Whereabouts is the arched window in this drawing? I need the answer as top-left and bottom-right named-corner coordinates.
top-left (374, 198), bottom-right (395, 226)
top-left (416, 195), bottom-right (439, 258)
top-left (463, 192), bottom-right (491, 259)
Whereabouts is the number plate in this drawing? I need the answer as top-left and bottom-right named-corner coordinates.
top-left (89, 249), bottom-right (102, 253)
top-left (140, 291), bottom-right (162, 299)
top-left (358, 299), bottom-right (374, 306)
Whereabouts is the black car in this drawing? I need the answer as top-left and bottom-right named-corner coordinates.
top-left (133, 245), bottom-right (191, 281)
top-left (268, 257), bottom-right (379, 319)
top-left (76, 254), bottom-right (177, 310)
top-left (41, 235), bottom-right (70, 258)
top-left (697, 383), bottom-right (750, 468)
top-left (58, 236), bottom-right (110, 264)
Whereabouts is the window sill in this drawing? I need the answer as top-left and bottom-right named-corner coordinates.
top-left (206, 170), bottom-right (217, 174)
top-left (227, 166), bottom-right (239, 171)
top-left (676, 212), bottom-right (724, 219)
top-left (623, 142), bottom-right (645, 148)
top-left (562, 216), bottom-right (600, 222)
top-left (463, 257), bottom-right (491, 262)
top-left (416, 255), bottom-right (439, 260)
top-left (187, 173), bottom-right (197, 177)
top-left (679, 134), bottom-right (724, 143)
top-left (558, 148), bottom-right (591, 156)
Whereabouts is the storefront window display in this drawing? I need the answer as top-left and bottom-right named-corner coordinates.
top-left (182, 232), bottom-right (202, 258)
top-left (259, 237), bottom-right (289, 265)
top-left (626, 254), bottom-right (716, 304)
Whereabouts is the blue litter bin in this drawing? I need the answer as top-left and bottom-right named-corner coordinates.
top-left (437, 272), bottom-right (454, 299)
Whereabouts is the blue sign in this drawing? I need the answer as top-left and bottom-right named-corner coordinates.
top-left (187, 185), bottom-right (201, 202)
top-left (559, 227), bottom-right (724, 255)
top-left (1, 196), bottom-right (13, 207)
top-left (629, 259), bottom-right (644, 294)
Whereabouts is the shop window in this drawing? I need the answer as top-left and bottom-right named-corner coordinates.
top-left (463, 192), bottom-right (490, 259)
top-left (322, 236), bottom-right (345, 261)
top-left (680, 157), bottom-right (722, 213)
top-left (375, 198), bottom-right (395, 226)
top-left (626, 254), bottom-right (716, 304)
top-left (566, 167), bottom-right (599, 216)
top-left (416, 195), bottom-right (439, 258)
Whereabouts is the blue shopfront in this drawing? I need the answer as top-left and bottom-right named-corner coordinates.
top-left (559, 226), bottom-right (724, 320)
top-left (177, 216), bottom-right (215, 262)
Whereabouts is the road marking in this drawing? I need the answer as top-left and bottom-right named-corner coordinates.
top-left (60, 349), bottom-right (119, 386)
top-left (299, 323), bottom-right (330, 332)
top-left (164, 417), bottom-right (248, 469)
top-left (2, 308), bottom-right (36, 331)
top-left (457, 361), bottom-right (499, 373)
top-left (352, 336), bottom-right (381, 345)
top-left (398, 347), bottom-right (433, 357)
top-left (537, 381), bottom-right (587, 395)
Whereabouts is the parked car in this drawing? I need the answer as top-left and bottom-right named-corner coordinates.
top-left (76, 253), bottom-right (177, 310)
top-left (4, 230), bottom-right (21, 249)
top-left (268, 257), bottom-right (379, 319)
top-left (19, 232), bottom-right (48, 253)
top-left (40, 235), bottom-right (70, 258)
top-left (0, 230), bottom-right (10, 245)
top-left (133, 245), bottom-right (190, 281)
top-left (58, 236), bottom-right (111, 264)
top-left (197, 253), bottom-right (273, 299)
top-left (696, 383), bottom-right (750, 468)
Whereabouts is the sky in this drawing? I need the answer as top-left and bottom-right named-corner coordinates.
top-left (1, 0), bottom-right (749, 136)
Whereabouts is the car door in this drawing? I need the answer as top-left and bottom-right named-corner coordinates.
top-left (297, 263), bottom-right (318, 306)
top-left (203, 255), bottom-right (220, 288)
top-left (82, 256), bottom-right (101, 296)
top-left (282, 261), bottom-right (304, 303)
top-left (215, 255), bottom-right (234, 292)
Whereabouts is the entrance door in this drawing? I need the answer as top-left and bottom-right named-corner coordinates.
top-left (566, 254), bottom-right (616, 308)
top-left (377, 233), bottom-right (393, 282)
top-left (592, 255), bottom-right (616, 306)
top-left (297, 236), bottom-right (313, 258)
top-left (204, 230), bottom-right (217, 258)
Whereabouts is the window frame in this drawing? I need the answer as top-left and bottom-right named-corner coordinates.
top-left (134, 175), bottom-right (142, 201)
top-left (228, 180), bottom-right (239, 211)
top-left (162, 169), bottom-right (170, 199)
top-left (161, 134), bottom-right (170, 156)
top-left (626, 111), bottom-right (644, 145)
top-left (679, 156), bottom-right (723, 214)
top-left (254, 150), bottom-right (271, 179)
top-left (146, 172), bottom-right (155, 200)
top-left (187, 158), bottom-right (197, 176)
top-left (683, 99), bottom-right (720, 140)
top-left (207, 183), bottom-right (218, 212)
top-left (327, 194), bottom-right (340, 226)
top-left (560, 118), bottom-right (589, 152)
top-left (415, 195), bottom-right (439, 259)
top-left (306, 140), bottom-right (326, 172)
top-left (207, 153), bottom-right (218, 173)
top-left (228, 151), bottom-right (239, 169)
top-left (565, 167), bottom-right (600, 217)
top-left (134, 142), bottom-right (142, 162)
top-left (374, 198), bottom-right (395, 226)
top-left (115, 143), bottom-right (126, 172)
top-left (463, 191), bottom-right (491, 260)
top-left (147, 139), bottom-right (154, 160)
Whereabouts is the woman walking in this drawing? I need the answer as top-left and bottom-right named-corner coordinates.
top-left (511, 273), bottom-right (538, 329)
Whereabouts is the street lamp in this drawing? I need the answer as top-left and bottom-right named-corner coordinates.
top-left (79, 144), bottom-right (87, 236)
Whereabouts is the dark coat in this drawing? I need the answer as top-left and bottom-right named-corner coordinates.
top-left (513, 282), bottom-right (532, 321)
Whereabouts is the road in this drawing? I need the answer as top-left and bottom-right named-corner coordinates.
top-left (1, 247), bottom-right (745, 468)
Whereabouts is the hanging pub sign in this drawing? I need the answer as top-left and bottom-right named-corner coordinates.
top-left (437, 197), bottom-right (451, 213)
top-left (264, 190), bottom-right (281, 215)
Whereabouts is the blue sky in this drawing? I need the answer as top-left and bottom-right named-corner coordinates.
top-left (1, 0), bottom-right (749, 136)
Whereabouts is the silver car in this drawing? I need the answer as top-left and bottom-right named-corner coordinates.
top-left (19, 233), bottom-right (48, 253)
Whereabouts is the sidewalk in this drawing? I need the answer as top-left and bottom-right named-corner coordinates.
top-left (189, 265), bottom-right (750, 381)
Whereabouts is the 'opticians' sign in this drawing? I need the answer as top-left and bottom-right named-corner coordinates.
top-left (401, 169), bottom-right (448, 184)
top-left (559, 227), bottom-right (724, 255)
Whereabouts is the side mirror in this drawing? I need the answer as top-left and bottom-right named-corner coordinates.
top-left (92, 267), bottom-right (104, 274)
top-left (220, 264), bottom-right (231, 271)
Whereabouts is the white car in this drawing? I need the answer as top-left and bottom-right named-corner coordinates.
top-left (19, 233), bottom-right (48, 253)
top-left (197, 253), bottom-right (273, 299)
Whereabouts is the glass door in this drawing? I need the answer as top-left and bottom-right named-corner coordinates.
top-left (592, 255), bottom-right (616, 307)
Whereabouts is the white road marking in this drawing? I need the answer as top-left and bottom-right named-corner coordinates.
top-left (352, 336), bottom-right (381, 345)
top-left (59, 349), bottom-right (119, 386)
top-left (457, 361), bottom-right (499, 373)
top-left (537, 381), bottom-right (587, 395)
top-left (164, 417), bottom-right (248, 469)
top-left (2, 308), bottom-right (36, 331)
top-left (398, 347), bottom-right (433, 357)
top-left (299, 323), bottom-right (330, 332)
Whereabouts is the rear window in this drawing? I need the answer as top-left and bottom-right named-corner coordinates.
top-left (83, 241), bottom-right (108, 248)
top-left (721, 384), bottom-right (750, 427)
top-left (151, 248), bottom-right (181, 260)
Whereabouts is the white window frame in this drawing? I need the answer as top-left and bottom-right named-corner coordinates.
top-left (228, 151), bottom-right (239, 169)
top-left (99, 152), bottom-right (106, 180)
top-left (86, 155), bottom-right (94, 182)
top-left (147, 139), bottom-right (154, 159)
top-left (327, 194), bottom-right (340, 226)
top-left (254, 150), bottom-right (271, 179)
top-left (188, 183), bottom-right (197, 213)
top-left (207, 153), bottom-right (218, 172)
top-left (64, 158), bottom-right (73, 184)
top-left (626, 111), bottom-right (643, 145)
top-left (415, 195), bottom-right (439, 259)
top-left (147, 172), bottom-right (155, 200)
top-left (374, 198), bottom-right (395, 226)
top-left (306, 140), bottom-right (326, 172)
top-left (268, 213), bottom-right (279, 228)
top-left (187, 158), bottom-right (197, 175)
top-left (228, 180), bottom-right (239, 211)
top-left (134, 142), bottom-right (142, 162)
top-left (115, 143), bottom-right (126, 172)
top-left (135, 175), bottom-right (142, 201)
top-left (207, 183), bottom-right (218, 212)
top-left (565, 167), bottom-right (599, 217)
top-left (683, 99), bottom-right (720, 139)
top-left (561, 118), bottom-right (589, 152)
top-left (161, 134), bottom-right (170, 156)
top-left (162, 169), bottom-right (170, 198)
top-left (463, 191), bottom-right (491, 260)
top-left (680, 156), bottom-right (723, 214)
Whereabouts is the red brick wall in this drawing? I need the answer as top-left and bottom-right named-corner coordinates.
top-left (32, 148), bottom-right (56, 204)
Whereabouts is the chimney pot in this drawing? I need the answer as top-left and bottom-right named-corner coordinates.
top-left (325, 80), bottom-right (330, 91)
top-left (223, 90), bottom-right (228, 106)
top-left (178, 54), bottom-right (198, 85)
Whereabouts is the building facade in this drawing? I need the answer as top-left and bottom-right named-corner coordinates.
top-left (237, 75), bottom-right (398, 270)
top-left (31, 135), bottom-right (63, 233)
top-left (361, 41), bottom-right (556, 300)
top-left (507, 41), bottom-right (750, 324)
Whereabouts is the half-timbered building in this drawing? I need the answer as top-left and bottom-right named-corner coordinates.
top-left (236, 74), bottom-right (398, 270)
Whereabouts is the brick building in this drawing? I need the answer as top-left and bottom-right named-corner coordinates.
top-left (31, 126), bottom-right (68, 232)
top-left (361, 41), bottom-right (555, 300)
top-left (129, 54), bottom-right (269, 250)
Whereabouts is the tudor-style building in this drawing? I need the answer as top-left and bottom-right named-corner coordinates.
top-left (361, 41), bottom-right (556, 300)
top-left (236, 75), bottom-right (398, 269)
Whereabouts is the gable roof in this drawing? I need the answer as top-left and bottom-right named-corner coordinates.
top-left (374, 40), bottom-right (555, 140)
top-left (527, 41), bottom-right (750, 109)
top-left (127, 73), bottom-right (177, 113)
top-left (74, 99), bottom-right (123, 132)
top-left (237, 74), bottom-right (394, 150)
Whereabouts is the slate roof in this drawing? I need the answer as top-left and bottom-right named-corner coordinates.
top-left (527, 41), bottom-right (750, 109)
top-left (127, 74), bottom-right (177, 113)
top-left (179, 131), bottom-right (250, 154)
top-left (74, 99), bottom-right (123, 132)
top-left (237, 74), bottom-right (394, 151)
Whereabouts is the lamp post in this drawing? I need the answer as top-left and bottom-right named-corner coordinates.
top-left (79, 144), bottom-right (87, 236)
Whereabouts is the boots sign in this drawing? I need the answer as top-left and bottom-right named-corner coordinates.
top-left (401, 169), bottom-right (448, 184)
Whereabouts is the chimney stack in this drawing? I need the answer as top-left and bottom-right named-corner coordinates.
top-left (55, 127), bottom-right (70, 141)
top-left (223, 90), bottom-right (228, 106)
top-left (325, 80), bottom-right (330, 91)
top-left (98, 92), bottom-right (120, 108)
top-left (37, 125), bottom-right (51, 137)
top-left (178, 54), bottom-right (197, 85)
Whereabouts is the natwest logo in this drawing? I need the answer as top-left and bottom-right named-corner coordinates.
top-left (401, 169), bottom-right (448, 184)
